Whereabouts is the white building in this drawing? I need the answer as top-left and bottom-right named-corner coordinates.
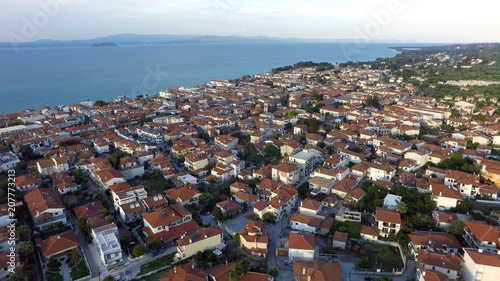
top-left (462, 248), bottom-right (500, 281)
top-left (288, 232), bottom-right (316, 261)
top-left (92, 224), bottom-right (123, 268)
top-left (0, 152), bottom-right (20, 171)
top-left (289, 150), bottom-right (321, 177)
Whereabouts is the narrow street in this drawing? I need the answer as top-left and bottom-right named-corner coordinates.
top-left (68, 213), bottom-right (100, 278)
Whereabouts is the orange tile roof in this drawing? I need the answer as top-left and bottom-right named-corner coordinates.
top-left (25, 188), bottom-right (64, 218)
top-left (417, 250), bottom-right (463, 271)
top-left (360, 225), bottom-right (379, 237)
top-left (465, 248), bottom-right (500, 267)
top-left (464, 221), bottom-right (500, 244)
top-left (164, 185), bottom-right (200, 201)
top-left (159, 262), bottom-right (207, 281)
top-left (176, 227), bottom-right (222, 247)
top-left (333, 231), bottom-right (348, 243)
top-left (239, 272), bottom-right (273, 281)
top-left (141, 205), bottom-right (192, 229)
top-left (293, 260), bottom-right (342, 281)
top-left (207, 262), bottom-right (236, 281)
top-left (375, 207), bottom-right (402, 225)
top-left (216, 200), bottom-right (243, 214)
top-left (40, 230), bottom-right (80, 257)
top-left (289, 232), bottom-right (315, 251)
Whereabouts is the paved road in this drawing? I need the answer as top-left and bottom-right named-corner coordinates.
top-left (68, 214), bottom-right (100, 278)
top-left (266, 213), bottom-right (295, 281)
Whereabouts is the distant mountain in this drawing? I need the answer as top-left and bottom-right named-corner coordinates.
top-left (0, 33), bottom-right (418, 48)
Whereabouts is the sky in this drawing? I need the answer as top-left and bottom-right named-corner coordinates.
top-left (1, 0), bottom-right (499, 43)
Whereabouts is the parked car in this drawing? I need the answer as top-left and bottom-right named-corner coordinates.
top-left (152, 248), bottom-right (166, 257)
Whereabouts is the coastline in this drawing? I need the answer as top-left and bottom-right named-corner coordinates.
top-left (0, 43), bottom-right (408, 114)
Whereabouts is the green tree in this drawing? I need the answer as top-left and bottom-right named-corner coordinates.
top-left (138, 113), bottom-right (147, 126)
top-left (233, 233), bottom-right (240, 247)
top-left (7, 264), bottom-right (33, 281)
top-left (308, 118), bottom-right (318, 133)
top-left (229, 263), bottom-right (246, 281)
top-left (85, 234), bottom-right (93, 243)
top-left (445, 220), bottom-right (465, 235)
top-left (241, 258), bottom-right (251, 271)
top-left (77, 217), bottom-right (88, 232)
top-left (68, 249), bottom-right (82, 269)
top-left (395, 201), bottom-right (408, 215)
top-left (94, 100), bottom-right (107, 107)
top-left (365, 96), bottom-right (380, 108)
top-left (18, 241), bottom-right (34, 257)
top-left (132, 245), bottom-right (145, 257)
top-left (200, 192), bottom-right (215, 209)
top-left (269, 267), bottom-right (279, 279)
top-left (17, 225), bottom-right (31, 241)
top-left (213, 206), bottom-right (223, 221)
top-left (473, 113), bottom-right (486, 122)
top-left (103, 276), bottom-right (114, 281)
top-left (105, 215), bottom-right (115, 223)
top-left (263, 144), bottom-right (280, 157)
top-left (263, 213), bottom-right (277, 223)
top-left (148, 239), bottom-right (163, 251)
top-left (358, 256), bottom-right (372, 269)
top-left (450, 108), bottom-right (460, 118)
top-left (223, 211), bottom-right (232, 221)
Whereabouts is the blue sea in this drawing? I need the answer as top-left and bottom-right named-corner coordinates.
top-left (0, 42), bottom-right (429, 114)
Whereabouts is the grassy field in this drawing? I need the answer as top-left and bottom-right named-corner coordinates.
top-left (129, 178), bottom-right (170, 195)
top-left (45, 272), bottom-right (63, 281)
top-left (70, 260), bottom-right (90, 280)
top-left (137, 253), bottom-right (175, 276)
top-left (359, 244), bottom-right (404, 272)
top-left (47, 259), bottom-right (62, 272)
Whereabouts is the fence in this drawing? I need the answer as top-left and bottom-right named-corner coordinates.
top-left (136, 265), bottom-right (171, 279)
top-left (354, 243), bottom-right (407, 276)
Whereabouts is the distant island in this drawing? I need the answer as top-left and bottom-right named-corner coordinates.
top-left (90, 42), bottom-right (118, 47)
top-left (0, 33), bottom-right (418, 49)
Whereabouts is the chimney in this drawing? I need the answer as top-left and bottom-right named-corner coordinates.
top-left (57, 236), bottom-right (60, 239)
top-left (308, 275), bottom-right (311, 281)
top-left (422, 271), bottom-right (426, 277)
top-left (174, 266), bottom-right (176, 273)
top-left (192, 263), bottom-right (194, 270)
top-left (302, 267), bottom-right (306, 275)
top-left (226, 260), bottom-right (228, 265)
top-left (478, 248), bottom-right (483, 253)
top-left (189, 239), bottom-right (192, 243)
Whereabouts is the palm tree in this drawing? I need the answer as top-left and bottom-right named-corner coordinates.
top-left (395, 201), bottom-right (408, 214)
top-left (68, 249), bottom-right (81, 269)
top-left (17, 225), bottom-right (30, 241)
top-left (18, 241), bottom-right (33, 257)
top-left (8, 264), bottom-right (33, 281)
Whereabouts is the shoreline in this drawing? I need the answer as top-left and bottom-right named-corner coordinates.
top-left (0, 43), bottom-right (416, 115)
